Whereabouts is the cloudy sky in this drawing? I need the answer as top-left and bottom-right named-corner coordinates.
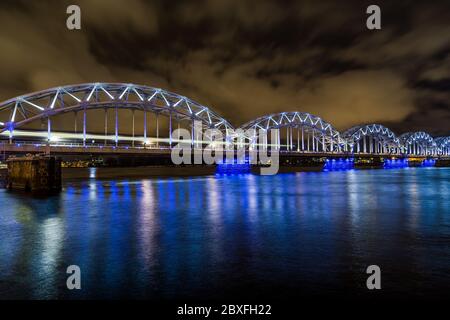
top-left (0, 0), bottom-right (449, 135)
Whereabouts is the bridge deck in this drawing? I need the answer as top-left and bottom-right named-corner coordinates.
top-left (1, 142), bottom-right (448, 159)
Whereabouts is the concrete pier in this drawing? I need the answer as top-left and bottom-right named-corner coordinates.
top-left (6, 154), bottom-right (61, 193)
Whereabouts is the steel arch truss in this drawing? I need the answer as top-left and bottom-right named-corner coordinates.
top-left (342, 124), bottom-right (401, 154)
top-left (237, 112), bottom-right (346, 152)
top-left (435, 137), bottom-right (450, 156)
top-left (399, 132), bottom-right (437, 156)
top-left (0, 83), bottom-right (233, 135)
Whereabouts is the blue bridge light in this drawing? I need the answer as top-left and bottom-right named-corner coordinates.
top-left (383, 158), bottom-right (408, 169)
top-left (323, 158), bottom-right (354, 171)
top-left (216, 157), bottom-right (251, 174)
top-left (421, 159), bottom-right (436, 167)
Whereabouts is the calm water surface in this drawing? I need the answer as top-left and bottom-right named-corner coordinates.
top-left (0, 167), bottom-right (449, 300)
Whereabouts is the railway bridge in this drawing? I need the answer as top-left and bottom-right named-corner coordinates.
top-left (0, 83), bottom-right (448, 165)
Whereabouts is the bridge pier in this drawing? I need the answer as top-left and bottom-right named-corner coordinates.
top-left (5, 155), bottom-right (61, 193)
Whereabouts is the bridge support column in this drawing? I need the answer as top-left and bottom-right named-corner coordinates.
top-left (262, 131), bottom-right (266, 151)
top-left (47, 117), bottom-right (51, 144)
top-left (104, 108), bottom-right (108, 146)
top-left (144, 109), bottom-right (147, 147)
top-left (115, 106), bottom-right (118, 147)
top-left (156, 113), bottom-right (159, 148)
top-left (169, 111), bottom-right (172, 148)
top-left (191, 118), bottom-right (194, 148)
top-left (301, 127), bottom-right (304, 151)
top-left (74, 111), bottom-right (77, 134)
top-left (177, 120), bottom-right (180, 146)
top-left (278, 129), bottom-right (281, 150)
top-left (132, 109), bottom-right (135, 147)
top-left (285, 127), bottom-right (289, 151)
top-left (6, 155), bottom-right (61, 193)
top-left (288, 127), bottom-right (291, 150)
top-left (307, 132), bottom-right (310, 152)
top-left (83, 107), bottom-right (87, 147)
top-left (290, 127), bottom-right (293, 150)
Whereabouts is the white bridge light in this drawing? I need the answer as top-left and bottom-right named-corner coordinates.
top-left (173, 98), bottom-right (183, 107)
top-left (185, 100), bottom-right (193, 114)
top-left (132, 88), bottom-right (144, 101)
top-left (21, 99), bottom-right (44, 111)
top-left (160, 92), bottom-right (170, 106)
top-left (119, 87), bottom-right (130, 99)
top-left (147, 91), bottom-right (158, 102)
top-left (101, 87), bottom-right (115, 100)
top-left (195, 108), bottom-right (205, 116)
top-left (11, 103), bottom-right (18, 122)
top-left (86, 85), bottom-right (96, 101)
top-left (50, 90), bottom-right (59, 109)
top-left (63, 89), bottom-right (82, 102)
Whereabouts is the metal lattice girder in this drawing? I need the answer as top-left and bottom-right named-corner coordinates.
top-left (435, 136), bottom-right (450, 148)
top-left (0, 84), bottom-right (446, 155)
top-left (238, 111), bottom-right (345, 144)
top-left (0, 83), bottom-right (233, 134)
top-left (399, 132), bottom-right (436, 147)
top-left (342, 124), bottom-right (400, 147)
top-left (435, 136), bottom-right (450, 155)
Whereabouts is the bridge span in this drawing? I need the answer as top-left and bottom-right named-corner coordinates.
top-left (0, 83), bottom-right (449, 160)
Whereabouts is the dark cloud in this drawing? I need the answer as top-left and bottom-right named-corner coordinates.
top-left (0, 0), bottom-right (449, 135)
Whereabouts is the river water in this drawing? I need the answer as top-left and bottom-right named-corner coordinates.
top-left (0, 167), bottom-right (449, 300)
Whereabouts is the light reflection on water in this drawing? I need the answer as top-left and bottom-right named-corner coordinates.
top-left (0, 167), bottom-right (449, 300)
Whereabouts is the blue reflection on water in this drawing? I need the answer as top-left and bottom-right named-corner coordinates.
top-left (384, 158), bottom-right (409, 169)
top-left (324, 158), bottom-right (354, 171)
top-left (422, 159), bottom-right (436, 167)
top-left (216, 163), bottom-right (251, 174)
top-left (0, 167), bottom-right (449, 300)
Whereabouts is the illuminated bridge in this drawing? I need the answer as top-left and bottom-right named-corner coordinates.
top-left (0, 83), bottom-right (449, 158)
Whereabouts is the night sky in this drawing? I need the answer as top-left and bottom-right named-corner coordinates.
top-left (0, 0), bottom-right (449, 135)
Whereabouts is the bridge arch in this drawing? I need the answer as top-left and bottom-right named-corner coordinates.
top-left (237, 111), bottom-right (346, 152)
top-left (399, 132), bottom-right (437, 156)
top-left (435, 137), bottom-right (450, 156)
top-left (0, 83), bottom-right (233, 148)
top-left (342, 124), bottom-right (401, 155)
